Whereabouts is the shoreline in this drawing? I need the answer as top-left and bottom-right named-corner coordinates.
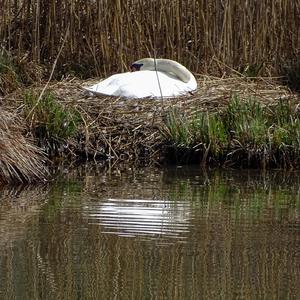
top-left (1, 75), bottom-right (299, 184)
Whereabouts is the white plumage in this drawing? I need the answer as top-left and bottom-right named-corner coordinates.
top-left (83, 58), bottom-right (197, 99)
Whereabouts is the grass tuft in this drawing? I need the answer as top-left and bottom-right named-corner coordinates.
top-left (24, 92), bottom-right (82, 156)
top-left (162, 96), bottom-right (300, 168)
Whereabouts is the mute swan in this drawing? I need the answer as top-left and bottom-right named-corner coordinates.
top-left (83, 58), bottom-right (197, 99)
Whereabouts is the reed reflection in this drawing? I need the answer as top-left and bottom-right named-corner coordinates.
top-left (0, 166), bottom-right (299, 299)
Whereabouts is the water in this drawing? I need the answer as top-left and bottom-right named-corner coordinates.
top-left (0, 165), bottom-right (299, 299)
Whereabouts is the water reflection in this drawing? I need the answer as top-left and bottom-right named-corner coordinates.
top-left (85, 198), bottom-right (191, 240)
top-left (0, 185), bottom-right (49, 247)
top-left (0, 166), bottom-right (299, 299)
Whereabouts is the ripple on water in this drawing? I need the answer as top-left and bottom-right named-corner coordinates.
top-left (83, 198), bottom-right (192, 242)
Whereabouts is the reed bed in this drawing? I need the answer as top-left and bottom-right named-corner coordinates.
top-left (0, 0), bottom-right (299, 78)
top-left (2, 75), bottom-right (297, 167)
top-left (0, 109), bottom-right (49, 184)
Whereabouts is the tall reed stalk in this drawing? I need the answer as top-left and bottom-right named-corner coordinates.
top-left (0, 0), bottom-right (299, 77)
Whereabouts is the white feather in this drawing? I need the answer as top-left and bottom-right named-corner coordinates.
top-left (83, 58), bottom-right (197, 99)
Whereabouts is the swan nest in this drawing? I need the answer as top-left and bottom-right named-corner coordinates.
top-left (2, 75), bottom-right (298, 163)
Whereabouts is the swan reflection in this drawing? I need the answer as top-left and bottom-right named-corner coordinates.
top-left (84, 198), bottom-right (191, 241)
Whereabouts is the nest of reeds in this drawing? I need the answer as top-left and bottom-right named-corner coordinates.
top-left (2, 75), bottom-right (298, 165)
top-left (0, 109), bottom-right (49, 184)
top-left (49, 75), bottom-right (298, 162)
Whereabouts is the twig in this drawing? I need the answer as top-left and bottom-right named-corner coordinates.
top-left (26, 24), bottom-right (70, 122)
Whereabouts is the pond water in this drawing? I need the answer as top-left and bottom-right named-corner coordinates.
top-left (0, 165), bottom-right (299, 299)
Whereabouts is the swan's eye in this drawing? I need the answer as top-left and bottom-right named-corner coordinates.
top-left (130, 63), bottom-right (143, 72)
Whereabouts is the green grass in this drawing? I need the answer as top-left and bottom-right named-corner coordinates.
top-left (163, 110), bottom-right (228, 156)
top-left (24, 92), bottom-right (82, 155)
top-left (162, 96), bottom-right (300, 168)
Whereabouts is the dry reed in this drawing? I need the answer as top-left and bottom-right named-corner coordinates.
top-left (0, 0), bottom-right (299, 77)
top-left (0, 108), bottom-right (49, 184)
top-left (3, 75), bottom-right (296, 164)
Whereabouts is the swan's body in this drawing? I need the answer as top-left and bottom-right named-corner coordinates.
top-left (83, 58), bottom-right (197, 99)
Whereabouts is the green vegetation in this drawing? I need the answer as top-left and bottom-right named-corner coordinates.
top-left (0, 1), bottom-right (299, 173)
top-left (162, 96), bottom-right (300, 168)
top-left (24, 92), bottom-right (82, 156)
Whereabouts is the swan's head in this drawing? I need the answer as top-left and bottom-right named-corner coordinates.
top-left (129, 58), bottom-right (195, 85)
top-left (130, 58), bottom-right (155, 72)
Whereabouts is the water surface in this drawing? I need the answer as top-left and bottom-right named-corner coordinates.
top-left (0, 166), bottom-right (299, 299)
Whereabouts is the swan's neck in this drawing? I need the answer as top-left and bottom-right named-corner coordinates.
top-left (150, 59), bottom-right (193, 83)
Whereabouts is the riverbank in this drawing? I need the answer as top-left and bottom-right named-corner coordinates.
top-left (1, 75), bottom-right (299, 184)
top-left (0, 109), bottom-right (48, 184)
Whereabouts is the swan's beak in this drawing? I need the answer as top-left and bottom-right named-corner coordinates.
top-left (130, 63), bottom-right (143, 72)
top-left (130, 65), bottom-right (138, 72)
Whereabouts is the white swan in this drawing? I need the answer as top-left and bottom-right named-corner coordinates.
top-left (83, 58), bottom-right (197, 99)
